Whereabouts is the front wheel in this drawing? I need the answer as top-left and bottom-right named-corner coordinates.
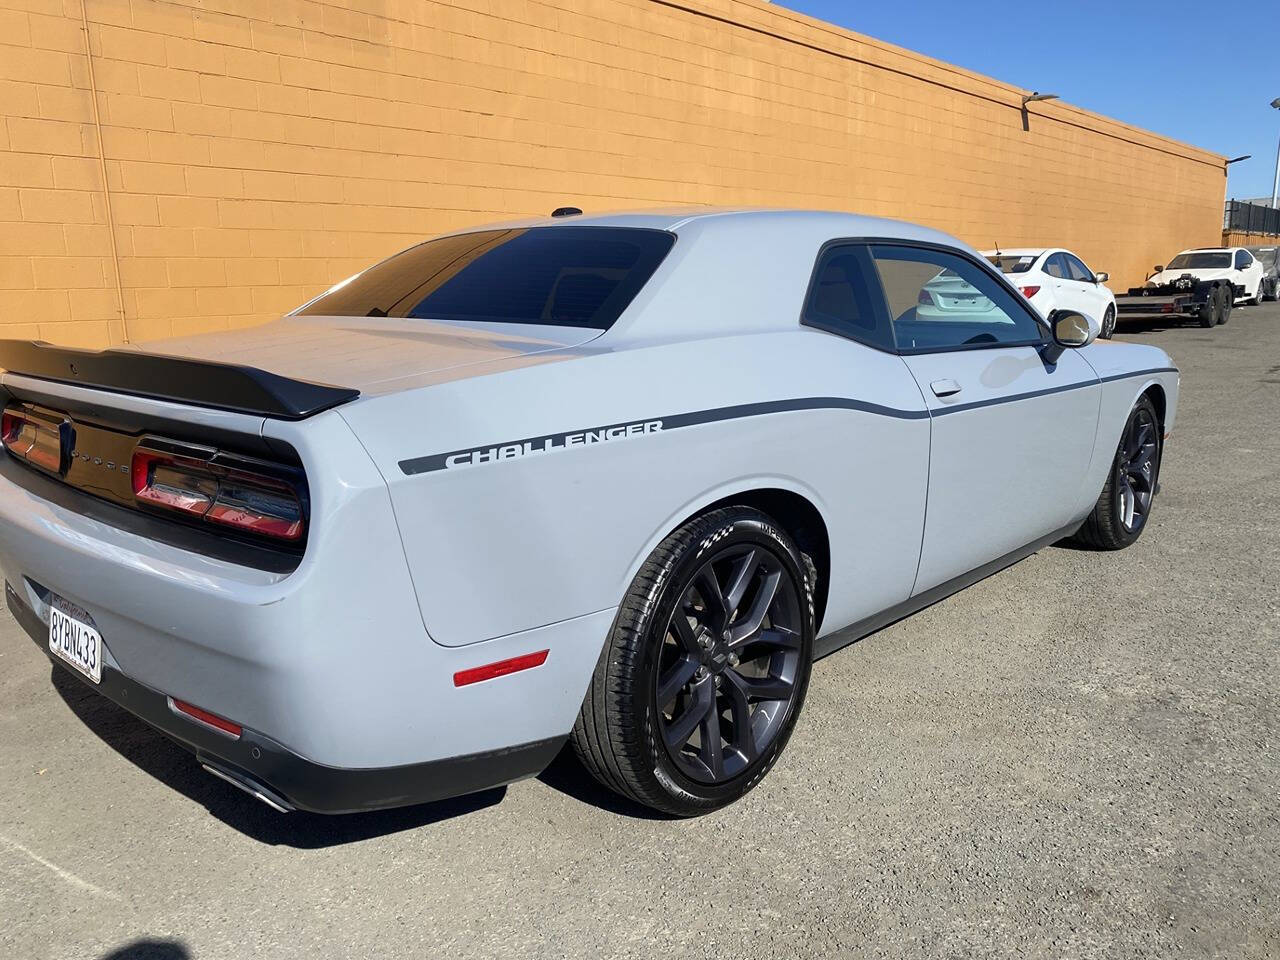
top-left (1100, 304), bottom-right (1116, 339)
top-left (1072, 395), bottom-right (1162, 550)
top-left (1219, 288), bottom-right (1233, 324)
top-left (572, 507), bottom-right (815, 816)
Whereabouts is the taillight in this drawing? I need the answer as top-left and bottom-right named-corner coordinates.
top-left (2, 405), bottom-right (66, 473)
top-left (917, 289), bottom-right (936, 306)
top-left (131, 443), bottom-right (305, 543)
top-left (1018, 285), bottom-right (1041, 299)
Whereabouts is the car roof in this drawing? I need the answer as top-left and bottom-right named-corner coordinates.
top-left (1180, 247), bottom-right (1234, 254)
top-left (448, 206), bottom-right (967, 248)
top-left (980, 247), bottom-right (1053, 257)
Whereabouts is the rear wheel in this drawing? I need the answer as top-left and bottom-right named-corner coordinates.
top-left (1073, 395), bottom-right (1162, 550)
top-left (1219, 287), bottom-right (1233, 324)
top-left (572, 507), bottom-right (815, 816)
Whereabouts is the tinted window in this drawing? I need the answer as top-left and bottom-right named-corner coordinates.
top-left (1234, 250), bottom-right (1252, 270)
top-left (1167, 252), bottom-right (1231, 270)
top-left (986, 254), bottom-right (1039, 274)
top-left (297, 227), bottom-right (675, 329)
top-left (870, 245), bottom-right (1043, 352)
top-left (1043, 254), bottom-right (1068, 279)
top-left (801, 244), bottom-right (894, 351)
top-left (1064, 254), bottom-right (1094, 282)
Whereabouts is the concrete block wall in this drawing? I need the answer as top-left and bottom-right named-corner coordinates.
top-left (0, 0), bottom-right (1227, 347)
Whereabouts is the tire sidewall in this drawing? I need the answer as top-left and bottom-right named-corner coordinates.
top-left (630, 512), bottom-right (815, 812)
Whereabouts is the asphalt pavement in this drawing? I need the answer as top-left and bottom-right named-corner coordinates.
top-left (2, 302), bottom-right (1278, 960)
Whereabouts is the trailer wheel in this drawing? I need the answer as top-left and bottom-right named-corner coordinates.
top-left (1219, 288), bottom-right (1232, 324)
top-left (1198, 288), bottom-right (1218, 327)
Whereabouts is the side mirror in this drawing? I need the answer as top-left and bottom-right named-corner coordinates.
top-left (1094, 271), bottom-right (1109, 283)
top-left (1041, 309), bottom-right (1098, 364)
top-left (1153, 265), bottom-right (1164, 273)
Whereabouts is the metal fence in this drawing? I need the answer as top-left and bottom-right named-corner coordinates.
top-left (1224, 199), bottom-right (1280, 236)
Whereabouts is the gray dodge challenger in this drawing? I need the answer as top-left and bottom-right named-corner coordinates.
top-left (0, 209), bottom-right (1178, 817)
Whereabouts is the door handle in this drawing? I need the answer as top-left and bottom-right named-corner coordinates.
top-left (930, 378), bottom-right (962, 398)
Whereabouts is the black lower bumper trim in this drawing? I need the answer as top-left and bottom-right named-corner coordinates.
top-left (7, 583), bottom-right (564, 814)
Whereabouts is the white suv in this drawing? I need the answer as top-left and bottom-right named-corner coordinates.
top-left (983, 248), bottom-right (1118, 338)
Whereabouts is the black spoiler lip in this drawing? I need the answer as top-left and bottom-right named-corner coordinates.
top-left (0, 340), bottom-right (360, 421)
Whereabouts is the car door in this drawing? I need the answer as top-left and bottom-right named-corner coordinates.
top-left (1063, 252), bottom-right (1107, 323)
top-left (1234, 249), bottom-right (1259, 296)
top-left (1041, 252), bottom-right (1073, 314)
top-left (866, 242), bottom-right (1102, 594)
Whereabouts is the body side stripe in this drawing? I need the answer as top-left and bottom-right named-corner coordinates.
top-left (397, 367), bottom-right (1178, 476)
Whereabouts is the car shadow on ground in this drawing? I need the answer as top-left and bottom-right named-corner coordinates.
top-left (51, 668), bottom-right (506, 848)
top-left (98, 939), bottom-right (190, 960)
top-left (535, 746), bottom-right (673, 820)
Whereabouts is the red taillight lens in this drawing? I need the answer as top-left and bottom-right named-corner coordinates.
top-left (131, 445), bottom-right (305, 543)
top-left (2, 405), bottom-right (64, 473)
top-left (917, 289), bottom-right (936, 306)
top-left (1018, 285), bottom-right (1041, 299)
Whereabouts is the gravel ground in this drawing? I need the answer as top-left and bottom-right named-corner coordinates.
top-left (2, 303), bottom-right (1278, 960)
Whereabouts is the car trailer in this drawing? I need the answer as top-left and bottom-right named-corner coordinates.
top-left (1115, 275), bottom-right (1241, 328)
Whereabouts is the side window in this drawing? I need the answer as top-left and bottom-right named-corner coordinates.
top-left (1065, 254), bottom-right (1094, 282)
top-left (1235, 250), bottom-right (1252, 270)
top-left (868, 244), bottom-right (1044, 352)
top-left (801, 244), bottom-right (895, 351)
top-left (1043, 254), bottom-right (1068, 279)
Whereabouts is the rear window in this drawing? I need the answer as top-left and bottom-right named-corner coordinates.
top-left (985, 254), bottom-right (1039, 274)
top-left (297, 226), bottom-right (675, 329)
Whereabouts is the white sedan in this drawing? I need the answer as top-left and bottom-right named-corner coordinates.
top-left (1147, 248), bottom-right (1267, 306)
top-left (984, 248), bottom-right (1118, 339)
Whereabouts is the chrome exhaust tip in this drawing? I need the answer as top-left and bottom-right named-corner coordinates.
top-left (200, 761), bottom-right (295, 813)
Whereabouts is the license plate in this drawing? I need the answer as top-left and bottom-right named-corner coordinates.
top-left (48, 596), bottom-right (103, 684)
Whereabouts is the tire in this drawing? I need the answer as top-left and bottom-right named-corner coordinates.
top-left (1100, 304), bottom-right (1116, 339)
top-left (1198, 288), bottom-right (1218, 327)
top-left (572, 506), bottom-right (815, 816)
top-left (1249, 282), bottom-right (1263, 306)
top-left (1072, 394), bottom-right (1162, 551)
top-left (1219, 287), bottom-right (1232, 324)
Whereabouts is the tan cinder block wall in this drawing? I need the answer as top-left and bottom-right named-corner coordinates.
top-left (0, 0), bottom-right (1227, 348)
top-left (1223, 230), bottom-right (1279, 247)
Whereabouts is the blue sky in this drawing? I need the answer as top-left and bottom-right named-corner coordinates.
top-left (778, 0), bottom-right (1279, 201)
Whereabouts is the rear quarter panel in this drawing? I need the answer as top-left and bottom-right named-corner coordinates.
top-left (339, 328), bottom-right (932, 647)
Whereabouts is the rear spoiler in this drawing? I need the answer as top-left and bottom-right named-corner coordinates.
top-left (0, 340), bottom-right (359, 421)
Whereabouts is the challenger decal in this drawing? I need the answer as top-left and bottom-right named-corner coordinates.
top-left (443, 420), bottom-right (664, 470)
top-left (395, 368), bottom-right (1177, 477)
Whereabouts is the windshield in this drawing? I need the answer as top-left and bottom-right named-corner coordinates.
top-left (985, 254), bottom-right (1038, 274)
top-left (1166, 252), bottom-right (1231, 270)
top-left (296, 227), bottom-right (675, 329)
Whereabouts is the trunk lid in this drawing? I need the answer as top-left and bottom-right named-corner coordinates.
top-left (138, 315), bottom-right (602, 397)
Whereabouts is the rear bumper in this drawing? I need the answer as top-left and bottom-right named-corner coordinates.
top-left (8, 583), bottom-right (562, 814)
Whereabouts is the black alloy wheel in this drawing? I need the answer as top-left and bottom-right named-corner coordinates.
top-left (654, 542), bottom-right (804, 784)
top-left (1073, 394), bottom-right (1162, 550)
top-left (1114, 403), bottom-right (1159, 535)
top-left (572, 507), bottom-right (815, 816)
